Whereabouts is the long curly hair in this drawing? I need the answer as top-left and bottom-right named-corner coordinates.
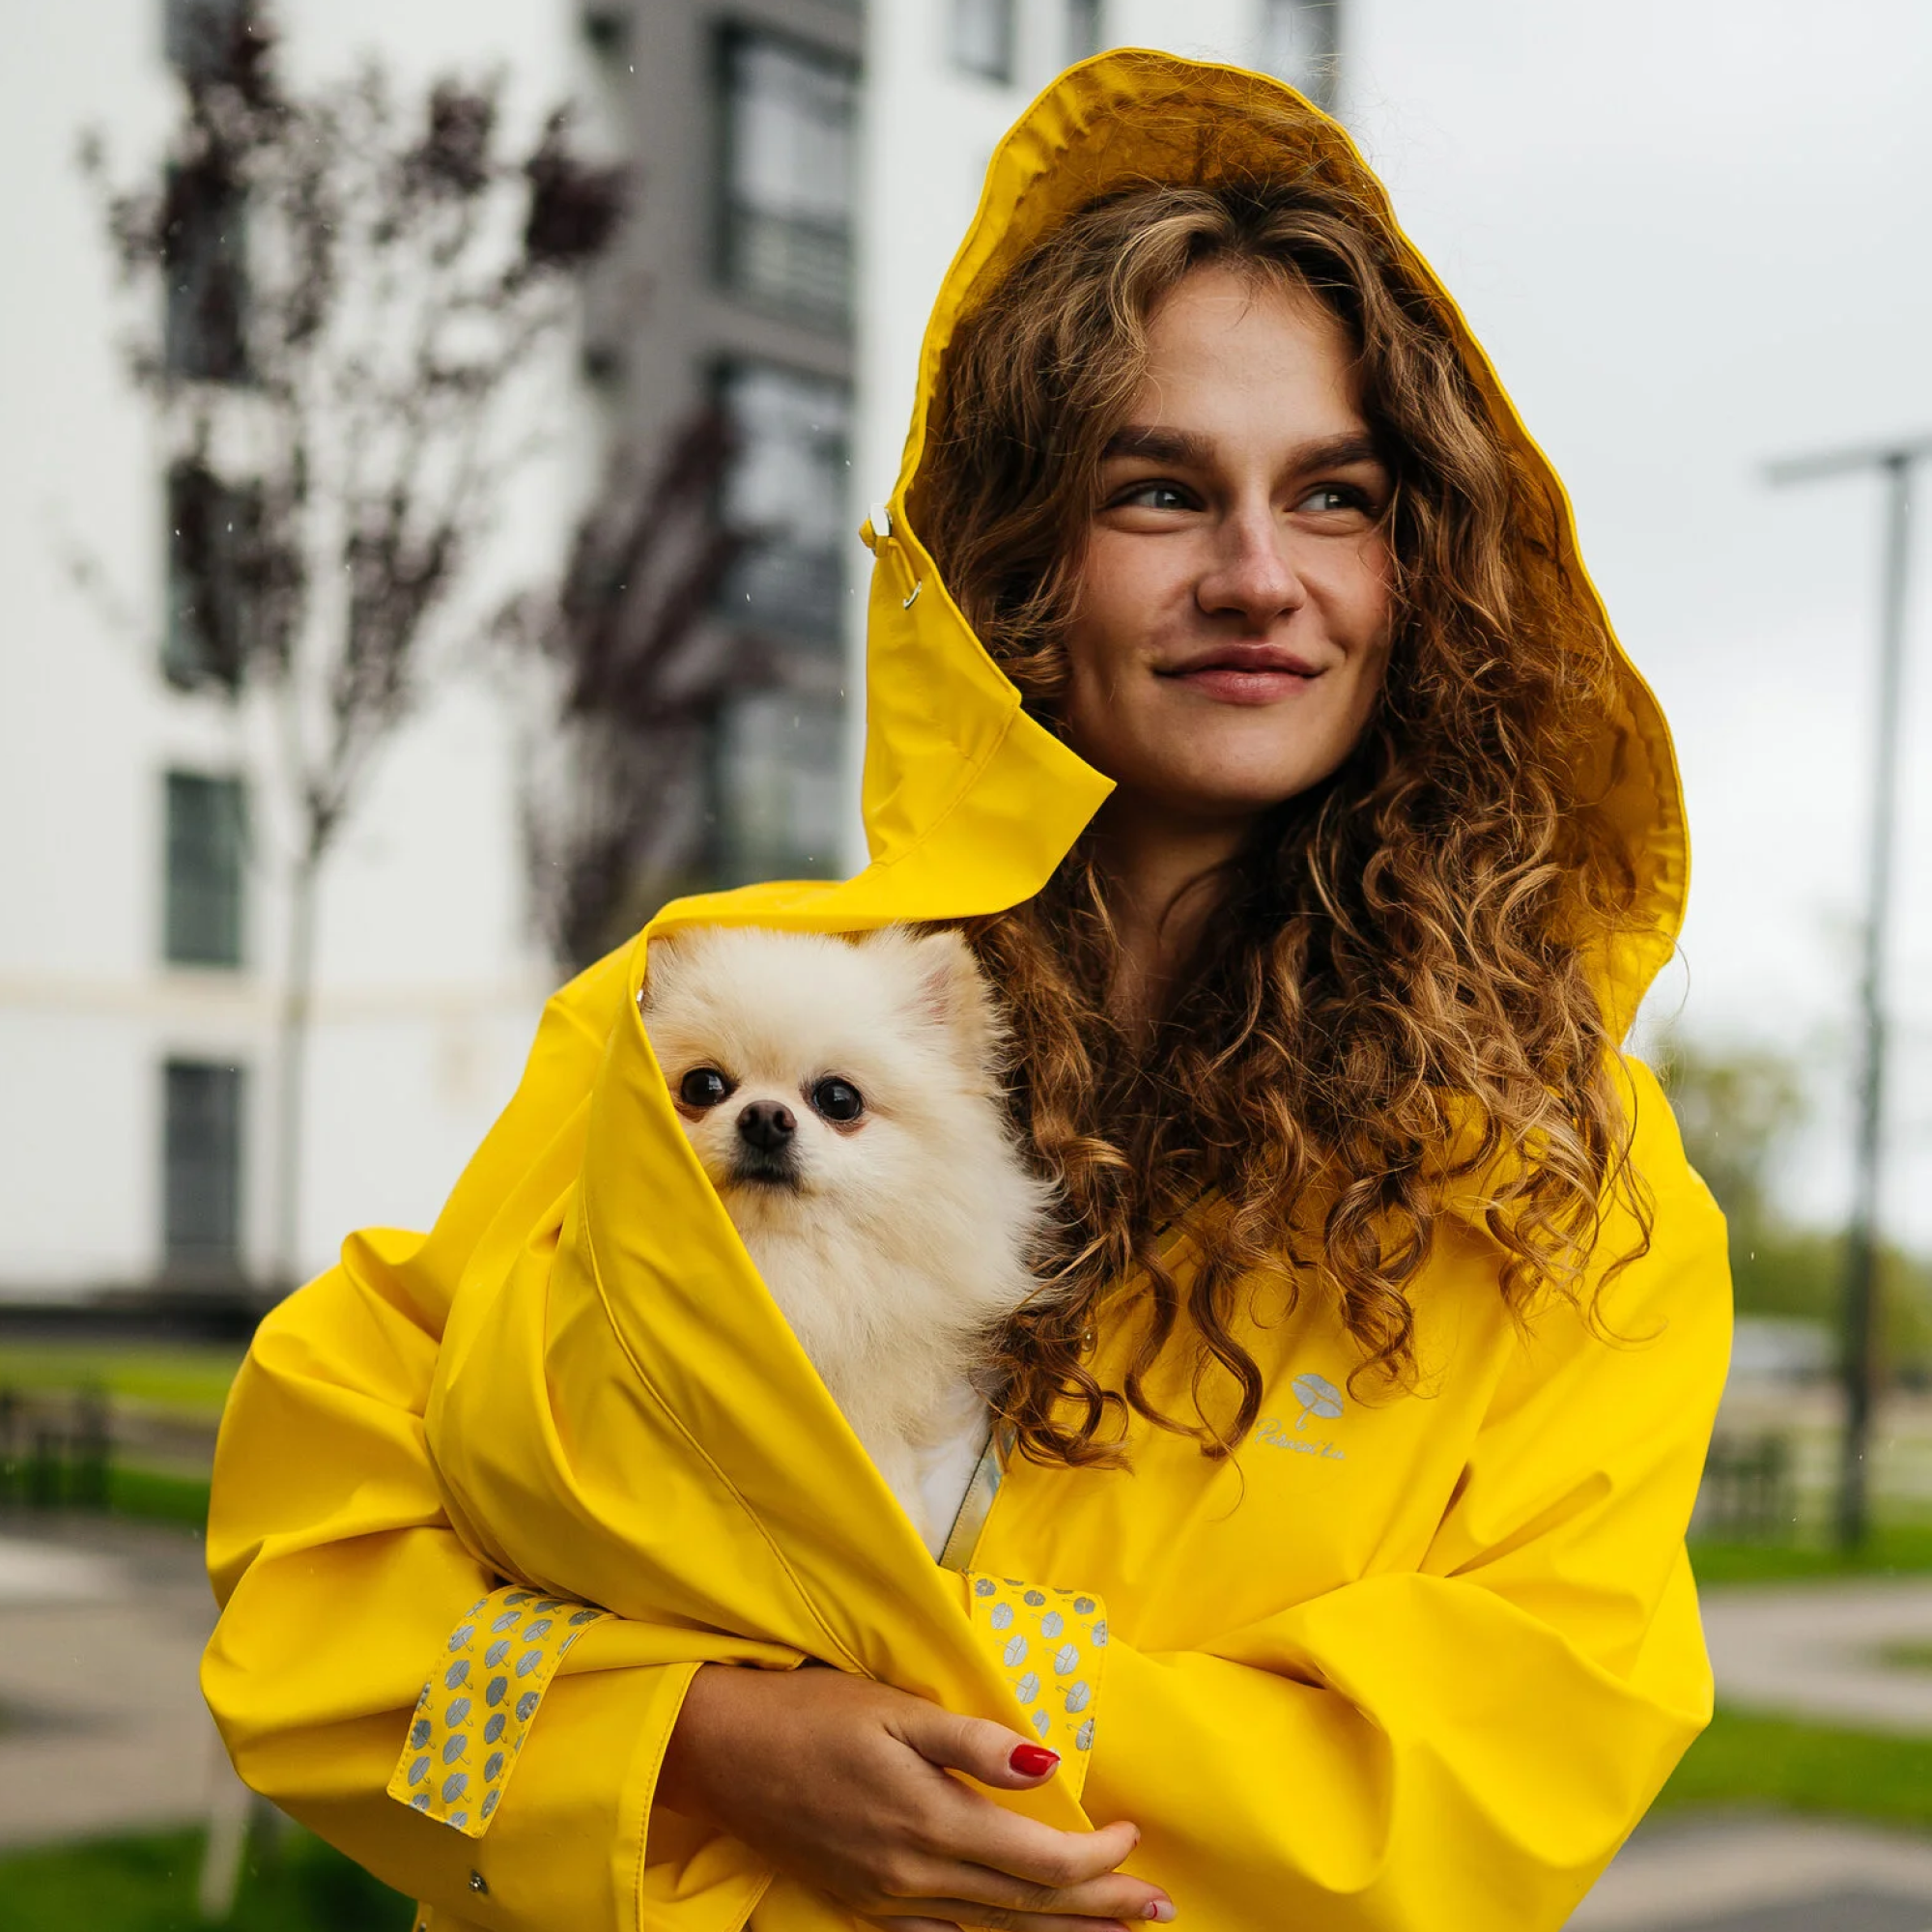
top-left (912, 168), bottom-right (1652, 1467)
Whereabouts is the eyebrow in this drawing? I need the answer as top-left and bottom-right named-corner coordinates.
top-left (1101, 425), bottom-right (1386, 471)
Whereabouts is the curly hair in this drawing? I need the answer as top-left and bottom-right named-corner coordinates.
top-left (912, 164), bottom-right (1651, 1467)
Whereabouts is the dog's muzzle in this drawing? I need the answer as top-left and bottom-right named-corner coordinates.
top-left (732, 1098), bottom-right (801, 1186)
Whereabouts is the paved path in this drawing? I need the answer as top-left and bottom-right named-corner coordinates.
top-left (0, 1511), bottom-right (242, 1850)
top-left (1561, 1580), bottom-right (1932, 1929)
top-left (1699, 1578), bottom-right (1932, 1734)
top-left (1571, 1813), bottom-right (1932, 1930)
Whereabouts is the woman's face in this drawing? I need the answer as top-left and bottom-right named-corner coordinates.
top-left (1060, 264), bottom-right (1394, 831)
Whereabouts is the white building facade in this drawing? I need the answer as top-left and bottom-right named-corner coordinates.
top-left (0, 0), bottom-right (1345, 1305)
top-left (0, 0), bottom-right (589, 1301)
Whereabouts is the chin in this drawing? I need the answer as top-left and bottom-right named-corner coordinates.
top-left (1088, 705), bottom-right (1364, 822)
top-left (1144, 751), bottom-right (1346, 820)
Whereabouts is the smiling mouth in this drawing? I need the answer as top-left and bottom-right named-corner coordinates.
top-left (1161, 650), bottom-right (1321, 704)
top-left (1161, 643), bottom-right (1321, 680)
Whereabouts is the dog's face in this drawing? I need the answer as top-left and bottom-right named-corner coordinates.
top-left (638, 925), bottom-right (1006, 1227)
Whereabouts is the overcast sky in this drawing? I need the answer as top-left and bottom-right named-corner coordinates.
top-left (1310, 0), bottom-right (1932, 1240)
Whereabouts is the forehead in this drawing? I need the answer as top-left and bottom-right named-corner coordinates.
top-left (1128, 263), bottom-right (1365, 440)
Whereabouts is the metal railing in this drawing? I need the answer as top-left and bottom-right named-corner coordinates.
top-left (1693, 1432), bottom-right (1796, 1544)
top-left (0, 1384), bottom-right (113, 1510)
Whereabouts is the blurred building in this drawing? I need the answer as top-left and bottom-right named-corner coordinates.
top-left (0, 0), bottom-right (580, 1303)
top-left (0, 0), bottom-right (1346, 1306)
top-left (580, 0), bottom-right (862, 888)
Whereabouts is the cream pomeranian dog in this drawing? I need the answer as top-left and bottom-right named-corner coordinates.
top-left (638, 923), bottom-right (1058, 1548)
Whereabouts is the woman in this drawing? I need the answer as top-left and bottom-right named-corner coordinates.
top-left (203, 50), bottom-right (1729, 1932)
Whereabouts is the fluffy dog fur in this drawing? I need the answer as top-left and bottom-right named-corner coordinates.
top-left (639, 923), bottom-right (1057, 1546)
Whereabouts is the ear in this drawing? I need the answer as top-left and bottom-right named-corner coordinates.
top-left (636, 928), bottom-right (693, 1016)
top-left (901, 927), bottom-right (1006, 1076)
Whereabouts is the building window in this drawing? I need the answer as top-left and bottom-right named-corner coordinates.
top-left (712, 360), bottom-right (852, 885)
top-left (161, 156), bottom-right (248, 381)
top-left (162, 1059), bottom-right (245, 1273)
top-left (721, 32), bottom-right (857, 327)
top-left (713, 695), bottom-right (846, 887)
top-left (163, 0), bottom-right (252, 85)
top-left (719, 361), bottom-right (853, 651)
top-left (1065, 0), bottom-right (1104, 63)
top-left (163, 459), bottom-right (260, 690)
top-left (1261, 0), bottom-right (1342, 111)
top-left (161, 0), bottom-right (254, 381)
top-left (951, 0), bottom-right (1016, 83)
top-left (165, 771), bottom-right (248, 968)
top-left (580, 5), bottom-right (630, 58)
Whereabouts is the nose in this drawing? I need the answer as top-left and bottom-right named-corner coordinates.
top-left (737, 1099), bottom-right (796, 1152)
top-left (1196, 506), bottom-right (1305, 628)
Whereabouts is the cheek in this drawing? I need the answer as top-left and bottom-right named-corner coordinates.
top-left (1314, 526), bottom-right (1393, 640)
top-left (804, 1119), bottom-right (902, 1197)
top-left (679, 1114), bottom-right (734, 1179)
top-left (1060, 545), bottom-right (1168, 752)
top-left (1065, 533), bottom-right (1179, 667)
top-left (1353, 547), bottom-right (1394, 646)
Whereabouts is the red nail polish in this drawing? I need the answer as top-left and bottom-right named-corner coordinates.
top-left (1009, 1743), bottom-right (1060, 1776)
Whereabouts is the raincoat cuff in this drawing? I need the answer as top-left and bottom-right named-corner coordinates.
top-left (964, 1574), bottom-right (1106, 1802)
top-left (388, 1583), bottom-right (609, 1836)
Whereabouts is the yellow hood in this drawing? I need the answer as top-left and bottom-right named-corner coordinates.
top-left (201, 52), bottom-right (1727, 1932)
top-left (653, 46), bottom-right (1686, 1034)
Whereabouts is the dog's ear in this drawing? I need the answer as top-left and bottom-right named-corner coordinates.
top-left (636, 928), bottom-right (696, 1015)
top-left (899, 927), bottom-right (1005, 1076)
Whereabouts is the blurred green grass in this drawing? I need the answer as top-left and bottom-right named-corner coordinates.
top-left (0, 1826), bottom-right (410, 1932)
top-left (0, 1341), bottom-right (244, 1426)
top-left (1657, 1705), bottom-right (1932, 1829)
top-left (1878, 1640), bottom-right (1932, 1673)
top-left (107, 1464), bottom-right (214, 1525)
top-left (1690, 1521), bottom-right (1932, 1585)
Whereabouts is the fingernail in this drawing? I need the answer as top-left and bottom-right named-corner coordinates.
top-left (1145, 1903), bottom-right (1178, 1923)
top-left (1009, 1743), bottom-right (1060, 1776)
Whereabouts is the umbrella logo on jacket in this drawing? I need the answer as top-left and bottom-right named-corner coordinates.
top-left (1291, 1372), bottom-right (1344, 1431)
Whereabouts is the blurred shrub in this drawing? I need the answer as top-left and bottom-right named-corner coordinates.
top-left (1657, 1034), bottom-right (1932, 1379)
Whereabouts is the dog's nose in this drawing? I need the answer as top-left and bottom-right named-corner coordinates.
top-left (736, 1100), bottom-right (796, 1152)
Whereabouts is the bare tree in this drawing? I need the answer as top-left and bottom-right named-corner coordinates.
top-left (82, 9), bottom-right (625, 1290)
top-left (500, 407), bottom-right (770, 973)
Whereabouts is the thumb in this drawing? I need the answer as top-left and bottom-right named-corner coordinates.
top-left (897, 1706), bottom-right (1065, 1788)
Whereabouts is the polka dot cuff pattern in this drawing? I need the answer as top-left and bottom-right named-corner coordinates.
top-left (964, 1574), bottom-right (1107, 1800)
top-left (385, 1584), bottom-right (607, 1837)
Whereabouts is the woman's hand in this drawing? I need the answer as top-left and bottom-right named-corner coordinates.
top-left (658, 1663), bottom-right (1176, 1931)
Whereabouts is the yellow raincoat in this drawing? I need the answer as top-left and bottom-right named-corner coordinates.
top-left (203, 50), bottom-right (1731, 1932)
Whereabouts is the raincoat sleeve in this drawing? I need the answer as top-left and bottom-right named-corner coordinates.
top-left (200, 952), bottom-right (791, 1932)
top-left (1073, 1060), bottom-right (1732, 1930)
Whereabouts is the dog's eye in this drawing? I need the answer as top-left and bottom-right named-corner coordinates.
top-left (810, 1077), bottom-right (864, 1123)
top-left (678, 1066), bottom-right (733, 1109)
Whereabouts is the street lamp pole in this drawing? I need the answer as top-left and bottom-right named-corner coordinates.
top-left (1766, 432), bottom-right (1930, 1550)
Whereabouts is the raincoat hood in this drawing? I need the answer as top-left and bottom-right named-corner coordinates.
top-left (645, 48), bottom-right (1677, 1028)
top-left (651, 47), bottom-right (1687, 1035)
top-left (202, 52), bottom-right (1725, 1932)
